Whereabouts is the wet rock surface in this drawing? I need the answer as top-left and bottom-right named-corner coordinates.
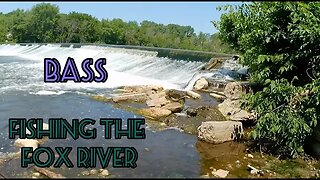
top-left (197, 121), bottom-right (243, 144)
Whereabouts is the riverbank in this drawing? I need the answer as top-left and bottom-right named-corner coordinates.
top-left (86, 78), bottom-right (320, 178)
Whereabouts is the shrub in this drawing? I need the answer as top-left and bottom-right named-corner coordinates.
top-left (215, 2), bottom-right (320, 157)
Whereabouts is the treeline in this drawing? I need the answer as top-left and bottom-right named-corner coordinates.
top-left (0, 3), bottom-right (234, 54)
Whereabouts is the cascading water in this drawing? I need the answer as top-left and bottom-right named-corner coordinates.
top-left (0, 44), bottom-right (243, 95)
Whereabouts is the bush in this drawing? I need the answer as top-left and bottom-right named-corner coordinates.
top-left (215, 2), bottom-right (320, 157)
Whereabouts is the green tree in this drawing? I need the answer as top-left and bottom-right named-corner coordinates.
top-left (216, 2), bottom-right (320, 157)
top-left (28, 3), bottom-right (60, 42)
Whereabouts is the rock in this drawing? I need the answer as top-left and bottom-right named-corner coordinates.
top-left (250, 169), bottom-right (259, 175)
top-left (139, 107), bottom-right (172, 119)
top-left (26, 123), bottom-right (49, 135)
top-left (14, 138), bottom-right (39, 150)
top-left (81, 170), bottom-right (90, 176)
top-left (146, 96), bottom-right (170, 107)
top-left (165, 89), bottom-right (187, 101)
top-left (224, 82), bottom-right (245, 100)
top-left (200, 173), bottom-right (210, 178)
top-left (162, 102), bottom-right (184, 113)
top-left (32, 173), bottom-right (40, 177)
top-left (144, 148), bottom-right (150, 152)
top-left (210, 92), bottom-right (226, 101)
top-left (247, 154), bottom-right (254, 158)
top-left (247, 165), bottom-right (263, 176)
top-left (230, 110), bottom-right (256, 121)
top-left (194, 78), bottom-right (209, 90)
top-left (90, 169), bottom-right (98, 175)
top-left (148, 91), bottom-right (167, 99)
top-left (212, 169), bottom-right (229, 178)
top-left (186, 90), bottom-right (201, 99)
top-left (122, 85), bottom-right (163, 94)
top-left (100, 169), bottom-right (109, 176)
top-left (206, 58), bottom-right (224, 70)
top-left (112, 93), bottom-right (148, 103)
top-left (90, 95), bottom-right (112, 102)
top-left (198, 121), bottom-right (243, 144)
top-left (218, 99), bottom-right (242, 116)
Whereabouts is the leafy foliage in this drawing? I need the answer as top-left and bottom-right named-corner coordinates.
top-left (215, 2), bottom-right (320, 157)
top-left (0, 3), bottom-right (234, 53)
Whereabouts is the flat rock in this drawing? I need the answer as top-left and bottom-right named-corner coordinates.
top-left (139, 107), bottom-right (172, 119)
top-left (148, 91), bottom-right (167, 99)
top-left (146, 96), bottom-right (170, 107)
top-left (198, 121), bottom-right (243, 144)
top-left (162, 102), bottom-right (184, 113)
top-left (112, 93), bottom-right (148, 103)
top-left (122, 85), bottom-right (163, 94)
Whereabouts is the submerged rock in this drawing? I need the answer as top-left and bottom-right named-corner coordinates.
top-left (90, 95), bottom-right (112, 102)
top-left (139, 107), bottom-right (172, 119)
top-left (162, 106), bottom-right (226, 135)
top-left (197, 121), bottom-right (243, 143)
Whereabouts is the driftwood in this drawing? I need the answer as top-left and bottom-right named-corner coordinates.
top-left (33, 166), bottom-right (65, 178)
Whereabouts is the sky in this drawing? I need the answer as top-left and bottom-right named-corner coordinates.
top-left (0, 2), bottom-right (243, 34)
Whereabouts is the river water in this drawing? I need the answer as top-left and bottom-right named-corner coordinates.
top-left (0, 44), bottom-right (247, 178)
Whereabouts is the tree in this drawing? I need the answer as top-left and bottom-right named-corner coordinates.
top-left (215, 2), bottom-right (320, 157)
top-left (29, 3), bottom-right (60, 42)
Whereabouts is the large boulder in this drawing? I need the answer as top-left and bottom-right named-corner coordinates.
top-left (218, 99), bottom-right (242, 116)
top-left (197, 121), bottom-right (243, 144)
top-left (218, 99), bottom-right (256, 121)
top-left (139, 107), bottom-right (172, 119)
top-left (194, 78), bottom-right (209, 90)
top-left (224, 82), bottom-right (244, 100)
